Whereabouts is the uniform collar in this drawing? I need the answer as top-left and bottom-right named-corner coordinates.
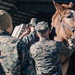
top-left (0, 31), bottom-right (11, 36)
top-left (39, 37), bottom-right (50, 42)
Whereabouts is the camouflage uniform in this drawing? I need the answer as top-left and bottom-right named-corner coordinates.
top-left (0, 31), bottom-right (36, 75)
top-left (30, 21), bottom-right (74, 75)
top-left (30, 38), bottom-right (74, 75)
top-left (28, 18), bottom-right (39, 46)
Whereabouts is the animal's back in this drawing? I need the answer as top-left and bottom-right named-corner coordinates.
top-left (0, 36), bottom-right (21, 75)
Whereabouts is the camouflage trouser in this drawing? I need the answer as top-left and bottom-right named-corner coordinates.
top-left (36, 72), bottom-right (61, 75)
top-left (26, 58), bottom-right (36, 75)
top-left (26, 66), bottom-right (35, 75)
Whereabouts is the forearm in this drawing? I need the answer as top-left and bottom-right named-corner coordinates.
top-left (22, 31), bottom-right (36, 44)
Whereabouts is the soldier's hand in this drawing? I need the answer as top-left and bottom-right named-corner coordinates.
top-left (19, 29), bottom-right (30, 39)
top-left (29, 26), bottom-right (35, 33)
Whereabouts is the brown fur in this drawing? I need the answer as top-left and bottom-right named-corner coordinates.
top-left (62, 2), bottom-right (73, 9)
top-left (52, 1), bottom-right (75, 42)
top-left (51, 1), bottom-right (75, 75)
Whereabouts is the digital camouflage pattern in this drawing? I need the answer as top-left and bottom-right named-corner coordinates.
top-left (0, 36), bottom-right (21, 75)
top-left (28, 18), bottom-right (40, 27)
top-left (35, 21), bottom-right (49, 34)
top-left (30, 37), bottom-right (74, 75)
top-left (0, 31), bottom-right (36, 75)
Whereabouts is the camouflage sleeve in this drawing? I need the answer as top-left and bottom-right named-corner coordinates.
top-left (17, 32), bottom-right (36, 75)
top-left (21, 31), bottom-right (36, 44)
top-left (56, 41), bottom-right (74, 56)
top-left (30, 44), bottom-right (36, 58)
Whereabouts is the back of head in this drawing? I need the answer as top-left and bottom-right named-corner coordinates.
top-left (35, 21), bottom-right (49, 34)
top-left (29, 18), bottom-right (40, 26)
top-left (0, 10), bottom-right (12, 32)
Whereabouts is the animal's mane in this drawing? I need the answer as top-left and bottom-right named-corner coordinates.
top-left (51, 11), bottom-right (60, 26)
top-left (52, 11), bottom-right (59, 22)
top-left (51, 9), bottom-right (69, 25)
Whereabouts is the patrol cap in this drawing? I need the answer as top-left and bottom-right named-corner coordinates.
top-left (28, 18), bottom-right (39, 26)
top-left (35, 21), bottom-right (49, 34)
top-left (0, 10), bottom-right (12, 31)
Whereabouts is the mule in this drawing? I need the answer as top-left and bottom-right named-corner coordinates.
top-left (51, 0), bottom-right (75, 75)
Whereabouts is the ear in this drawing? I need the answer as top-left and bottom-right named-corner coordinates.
top-left (62, 2), bottom-right (73, 8)
top-left (52, 0), bottom-right (64, 11)
top-left (69, 2), bottom-right (73, 8)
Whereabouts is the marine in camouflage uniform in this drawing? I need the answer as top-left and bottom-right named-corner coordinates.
top-left (0, 31), bottom-right (36, 75)
top-left (28, 18), bottom-right (40, 46)
top-left (30, 21), bottom-right (74, 75)
top-left (23, 18), bottom-right (40, 75)
top-left (0, 10), bottom-right (36, 75)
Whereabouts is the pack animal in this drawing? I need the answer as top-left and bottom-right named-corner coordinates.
top-left (51, 0), bottom-right (75, 75)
